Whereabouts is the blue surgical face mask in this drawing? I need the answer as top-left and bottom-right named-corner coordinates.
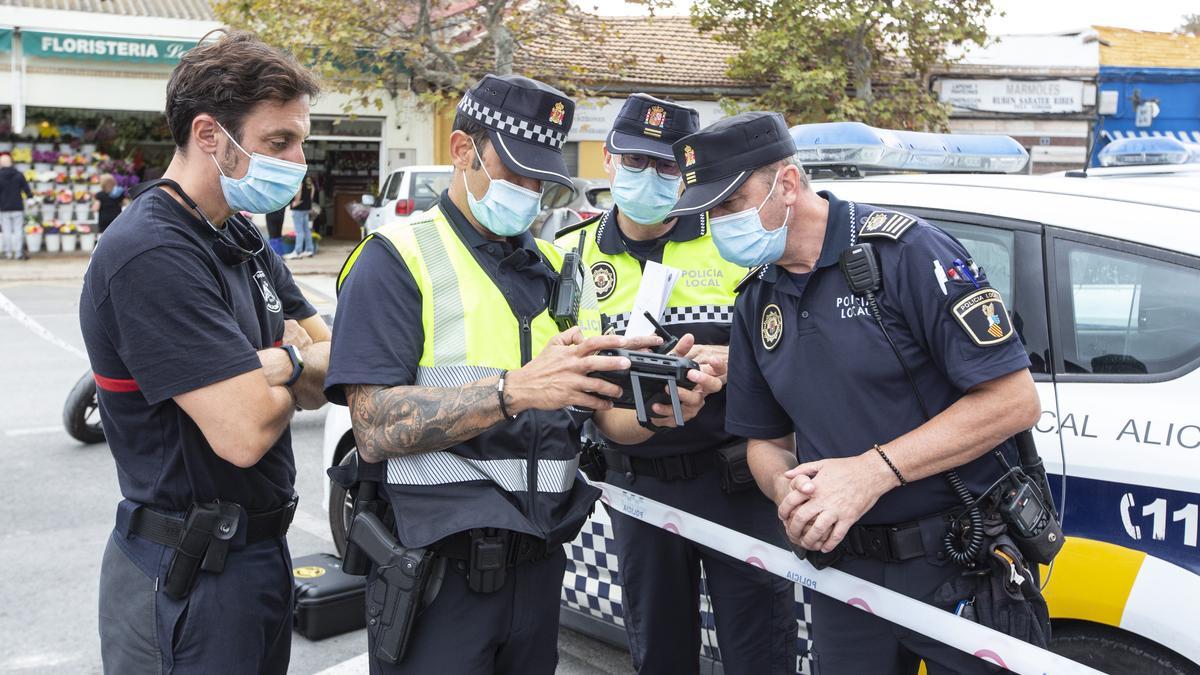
top-left (465, 139), bottom-right (543, 237)
top-left (610, 158), bottom-right (681, 226)
top-left (709, 169), bottom-right (791, 268)
top-left (212, 123), bottom-right (308, 214)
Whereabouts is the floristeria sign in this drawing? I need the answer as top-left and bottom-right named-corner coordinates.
top-left (22, 30), bottom-right (193, 64)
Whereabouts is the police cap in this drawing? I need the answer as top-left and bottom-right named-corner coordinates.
top-left (605, 94), bottom-right (700, 160)
top-left (667, 111), bottom-right (796, 218)
top-left (457, 74), bottom-right (575, 189)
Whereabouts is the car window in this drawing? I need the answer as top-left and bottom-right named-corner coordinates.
top-left (588, 188), bottom-right (613, 211)
top-left (410, 172), bottom-right (451, 211)
top-left (933, 221), bottom-right (1015, 308)
top-left (541, 182), bottom-right (575, 210)
top-left (383, 171), bottom-right (405, 201)
top-left (1059, 242), bottom-right (1200, 376)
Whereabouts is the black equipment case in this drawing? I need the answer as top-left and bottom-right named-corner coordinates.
top-left (292, 553), bottom-right (367, 640)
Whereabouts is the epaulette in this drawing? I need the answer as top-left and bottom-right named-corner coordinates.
top-left (735, 265), bottom-right (768, 293)
top-left (553, 213), bottom-right (602, 244)
top-left (858, 209), bottom-right (918, 241)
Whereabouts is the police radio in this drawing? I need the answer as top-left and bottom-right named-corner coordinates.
top-left (550, 229), bottom-right (588, 331)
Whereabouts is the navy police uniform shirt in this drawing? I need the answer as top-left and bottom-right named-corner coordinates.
top-left (726, 191), bottom-right (1031, 524)
top-left (592, 206), bottom-right (740, 460)
top-left (80, 188), bottom-right (315, 513)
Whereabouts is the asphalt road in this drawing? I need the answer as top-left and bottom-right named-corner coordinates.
top-left (0, 275), bottom-right (633, 674)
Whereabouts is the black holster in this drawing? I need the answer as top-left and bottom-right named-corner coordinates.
top-left (163, 501), bottom-right (241, 600)
top-left (350, 512), bottom-right (435, 665)
top-left (328, 454), bottom-right (390, 576)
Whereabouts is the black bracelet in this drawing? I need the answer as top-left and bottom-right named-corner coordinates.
top-left (496, 370), bottom-right (516, 420)
top-left (873, 444), bottom-right (907, 486)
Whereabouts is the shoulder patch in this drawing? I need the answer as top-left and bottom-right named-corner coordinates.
top-left (859, 210), bottom-right (917, 241)
top-left (590, 260), bottom-right (617, 301)
top-left (735, 265), bottom-right (768, 293)
top-left (554, 214), bottom-right (601, 244)
top-left (949, 288), bottom-right (1014, 347)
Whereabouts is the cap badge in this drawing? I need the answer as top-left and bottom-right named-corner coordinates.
top-left (645, 105), bottom-right (666, 129)
top-left (549, 102), bottom-right (566, 126)
top-left (683, 145), bottom-right (696, 168)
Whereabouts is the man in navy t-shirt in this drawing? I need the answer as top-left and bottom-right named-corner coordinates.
top-left (667, 113), bottom-right (1046, 674)
top-left (79, 32), bottom-right (327, 674)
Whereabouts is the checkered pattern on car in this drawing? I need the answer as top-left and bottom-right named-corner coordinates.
top-left (607, 305), bottom-right (735, 334)
top-left (457, 93), bottom-right (567, 150)
top-left (561, 513), bottom-right (814, 674)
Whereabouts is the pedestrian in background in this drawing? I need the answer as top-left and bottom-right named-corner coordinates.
top-left (0, 152), bottom-right (33, 259)
top-left (286, 175), bottom-right (315, 259)
top-left (93, 173), bottom-right (126, 234)
top-left (266, 205), bottom-right (286, 254)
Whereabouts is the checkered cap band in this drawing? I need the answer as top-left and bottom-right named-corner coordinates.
top-left (458, 92), bottom-right (567, 150)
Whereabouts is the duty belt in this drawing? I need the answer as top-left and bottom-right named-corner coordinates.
top-left (433, 528), bottom-right (555, 568)
top-left (603, 448), bottom-right (719, 482)
top-left (838, 511), bottom-right (954, 564)
top-left (129, 498), bottom-right (298, 548)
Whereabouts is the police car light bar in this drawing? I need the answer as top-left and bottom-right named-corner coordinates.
top-left (1097, 136), bottom-right (1199, 167)
top-left (789, 122), bottom-right (1029, 174)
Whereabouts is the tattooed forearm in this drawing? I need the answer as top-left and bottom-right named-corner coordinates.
top-left (346, 381), bottom-right (504, 463)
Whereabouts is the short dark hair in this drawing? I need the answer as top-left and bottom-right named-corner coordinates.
top-left (452, 112), bottom-right (490, 170)
top-left (165, 30), bottom-right (320, 150)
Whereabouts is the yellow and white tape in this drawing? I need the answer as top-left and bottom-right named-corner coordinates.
top-left (590, 479), bottom-right (1104, 675)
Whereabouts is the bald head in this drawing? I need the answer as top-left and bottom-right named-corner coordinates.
top-left (0, 154), bottom-right (12, 168)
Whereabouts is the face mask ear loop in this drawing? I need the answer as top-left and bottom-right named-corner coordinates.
top-left (215, 121), bottom-right (253, 160)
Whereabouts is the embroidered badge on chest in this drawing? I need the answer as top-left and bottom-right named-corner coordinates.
top-left (761, 303), bottom-right (783, 350)
top-left (254, 271), bottom-right (282, 313)
top-left (950, 288), bottom-right (1013, 346)
top-left (590, 261), bottom-right (617, 301)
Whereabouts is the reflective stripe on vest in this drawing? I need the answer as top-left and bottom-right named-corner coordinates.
top-left (558, 212), bottom-right (746, 334)
top-left (338, 205), bottom-right (601, 493)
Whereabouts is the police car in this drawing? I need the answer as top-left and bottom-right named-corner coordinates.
top-left (322, 124), bottom-right (1200, 674)
top-left (1049, 136), bottom-right (1200, 191)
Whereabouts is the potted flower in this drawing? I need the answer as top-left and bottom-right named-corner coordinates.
top-left (23, 223), bottom-right (43, 254)
top-left (74, 191), bottom-right (93, 221)
top-left (78, 223), bottom-right (96, 253)
top-left (57, 190), bottom-right (75, 222)
top-left (43, 222), bottom-right (62, 253)
top-left (312, 231), bottom-right (322, 254)
top-left (60, 223), bottom-right (79, 252)
top-left (281, 232), bottom-right (296, 254)
top-left (39, 190), bottom-right (56, 222)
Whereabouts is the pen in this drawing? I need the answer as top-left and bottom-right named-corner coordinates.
top-left (932, 260), bottom-right (948, 295)
top-left (953, 258), bottom-right (980, 289)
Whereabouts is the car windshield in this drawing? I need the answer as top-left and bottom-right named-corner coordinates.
top-left (412, 172), bottom-right (452, 211)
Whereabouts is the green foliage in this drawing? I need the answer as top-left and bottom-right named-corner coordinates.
top-left (692, 0), bottom-right (996, 130)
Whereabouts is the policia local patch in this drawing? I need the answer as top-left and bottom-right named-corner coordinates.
top-left (950, 288), bottom-right (1013, 347)
top-left (590, 261), bottom-right (617, 301)
top-left (761, 304), bottom-right (783, 350)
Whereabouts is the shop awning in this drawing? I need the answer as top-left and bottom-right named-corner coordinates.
top-left (20, 30), bottom-right (194, 64)
top-left (0, 28), bottom-right (13, 54)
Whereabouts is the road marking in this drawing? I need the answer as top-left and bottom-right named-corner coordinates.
top-left (0, 290), bottom-right (88, 361)
top-left (315, 653), bottom-right (369, 674)
top-left (5, 426), bottom-right (63, 437)
top-left (0, 653), bottom-right (82, 670)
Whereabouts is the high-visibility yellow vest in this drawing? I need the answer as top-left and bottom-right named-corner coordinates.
top-left (557, 211), bottom-right (745, 335)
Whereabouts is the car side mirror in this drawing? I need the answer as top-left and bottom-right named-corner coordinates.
top-left (361, 194), bottom-right (376, 207)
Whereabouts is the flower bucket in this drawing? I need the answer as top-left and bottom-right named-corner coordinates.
top-left (75, 204), bottom-right (91, 221)
top-left (60, 233), bottom-right (78, 252)
top-left (44, 233), bottom-right (62, 253)
top-left (34, 163), bottom-right (52, 173)
top-left (81, 144), bottom-right (97, 155)
top-left (40, 205), bottom-right (56, 221)
top-left (89, 184), bottom-right (102, 194)
top-left (35, 181), bottom-right (53, 193)
top-left (15, 163), bottom-right (31, 173)
top-left (58, 143), bottom-right (73, 153)
top-left (35, 143), bottom-right (54, 152)
top-left (24, 233), bottom-right (43, 253)
top-left (57, 205), bottom-right (74, 221)
top-left (0, 142), bottom-right (12, 152)
top-left (79, 232), bottom-right (97, 253)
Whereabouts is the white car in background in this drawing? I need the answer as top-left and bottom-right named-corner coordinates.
top-left (362, 165), bottom-right (453, 233)
top-left (322, 125), bottom-right (1200, 674)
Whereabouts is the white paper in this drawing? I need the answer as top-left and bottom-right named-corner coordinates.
top-left (625, 260), bottom-right (681, 337)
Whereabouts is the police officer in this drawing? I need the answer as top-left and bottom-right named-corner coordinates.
top-left (667, 112), bottom-right (1047, 674)
top-left (324, 75), bottom-right (722, 674)
top-left (79, 32), bottom-right (329, 673)
top-left (555, 95), bottom-right (796, 674)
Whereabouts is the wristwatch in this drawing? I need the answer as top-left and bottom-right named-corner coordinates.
top-left (279, 344), bottom-right (304, 387)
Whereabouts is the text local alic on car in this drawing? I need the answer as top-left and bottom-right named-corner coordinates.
top-left (323, 123), bottom-right (1200, 674)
